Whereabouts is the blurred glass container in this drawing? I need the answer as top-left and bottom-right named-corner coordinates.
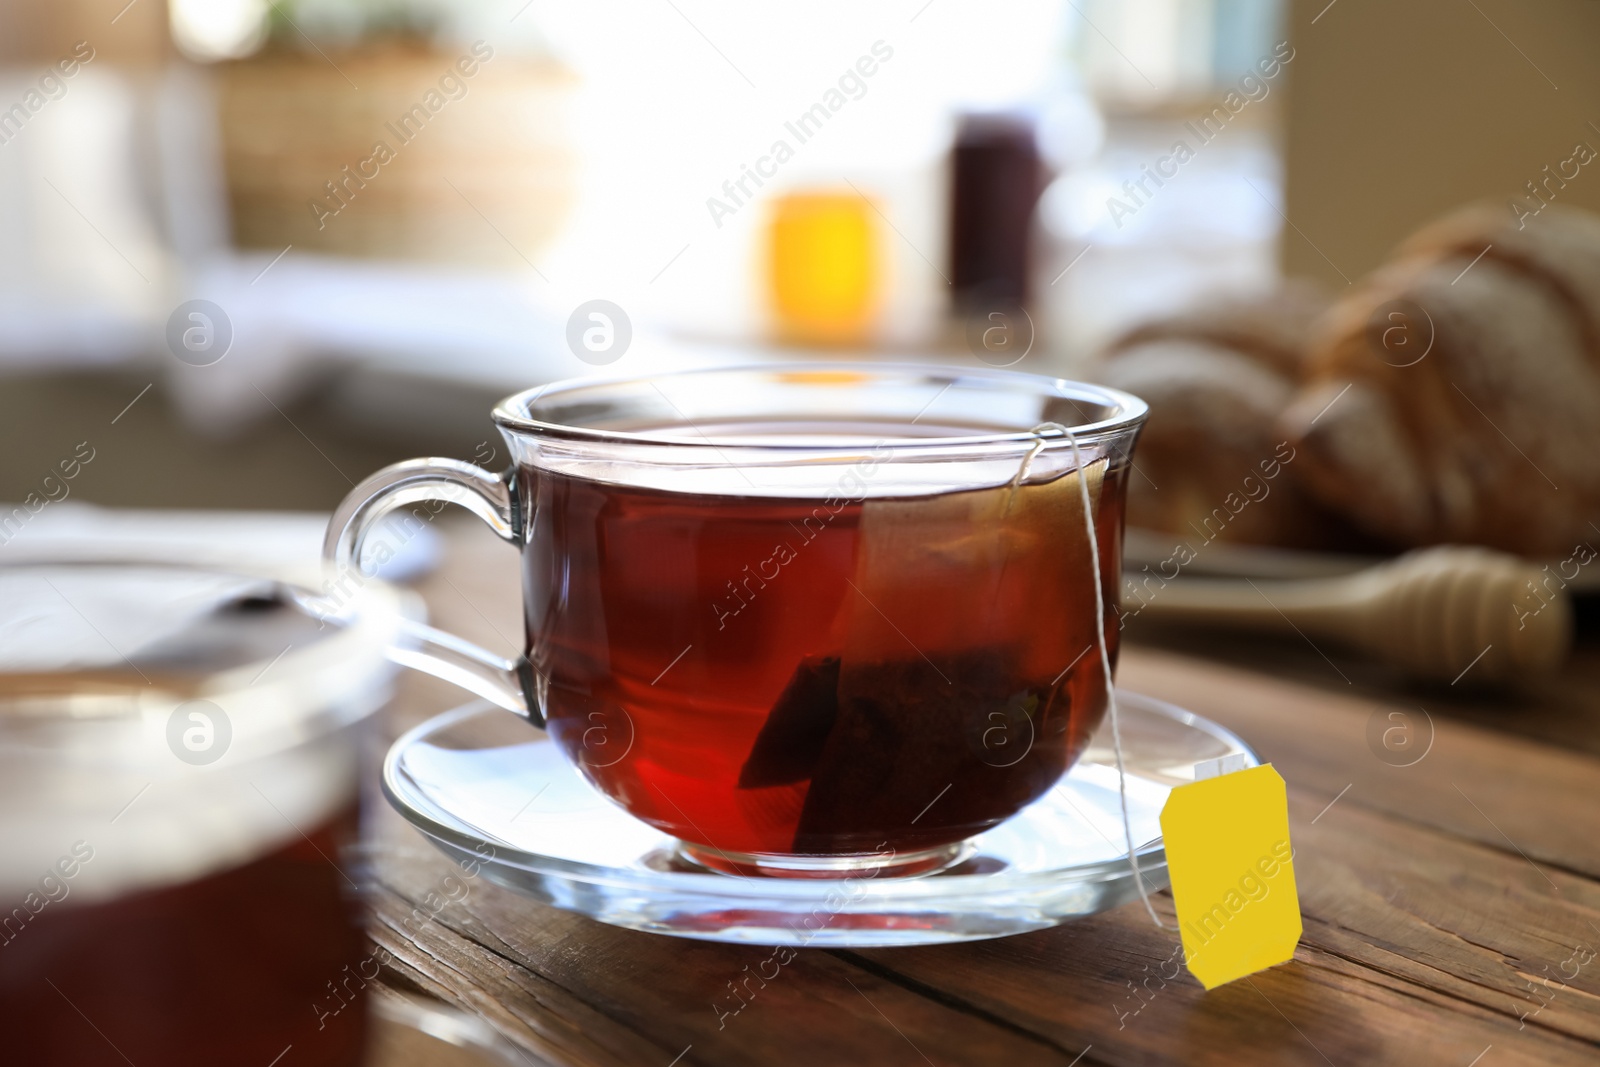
top-left (948, 112), bottom-right (1043, 314)
top-left (767, 190), bottom-right (880, 346)
top-left (0, 561), bottom-right (406, 1067)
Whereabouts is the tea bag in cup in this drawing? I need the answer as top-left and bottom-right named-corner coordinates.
top-left (739, 454), bottom-right (1109, 854)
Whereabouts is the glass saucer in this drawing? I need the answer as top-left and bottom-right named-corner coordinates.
top-left (382, 691), bottom-right (1257, 946)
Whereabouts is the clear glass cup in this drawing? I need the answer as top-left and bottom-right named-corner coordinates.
top-left (327, 363), bottom-right (1146, 877)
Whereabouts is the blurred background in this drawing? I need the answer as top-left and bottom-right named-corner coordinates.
top-left (4, 6), bottom-right (1600, 1064)
top-left (2, 0), bottom-right (1594, 515)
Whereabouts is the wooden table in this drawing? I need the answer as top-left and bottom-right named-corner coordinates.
top-left (370, 519), bottom-right (1600, 1066)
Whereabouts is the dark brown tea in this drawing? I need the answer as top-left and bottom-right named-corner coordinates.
top-left (524, 452), bottom-right (1127, 866)
top-left (0, 806), bottom-right (367, 1067)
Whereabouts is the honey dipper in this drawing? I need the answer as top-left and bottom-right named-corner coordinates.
top-left (1130, 545), bottom-right (1572, 683)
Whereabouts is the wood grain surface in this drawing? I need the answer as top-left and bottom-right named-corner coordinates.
top-left (370, 519), bottom-right (1600, 1066)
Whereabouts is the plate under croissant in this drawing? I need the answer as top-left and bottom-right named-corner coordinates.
top-left (382, 692), bottom-right (1257, 946)
top-left (1123, 526), bottom-right (1600, 591)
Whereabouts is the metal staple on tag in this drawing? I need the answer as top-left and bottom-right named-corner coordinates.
top-left (1194, 753), bottom-right (1250, 780)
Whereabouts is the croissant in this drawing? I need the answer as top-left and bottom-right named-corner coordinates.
top-left (1094, 285), bottom-right (1354, 548)
top-left (1281, 204), bottom-right (1600, 556)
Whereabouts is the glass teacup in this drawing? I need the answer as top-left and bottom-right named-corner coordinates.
top-left (327, 364), bottom-right (1146, 876)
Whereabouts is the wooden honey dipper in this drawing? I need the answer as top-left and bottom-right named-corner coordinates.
top-left (1129, 545), bottom-right (1572, 683)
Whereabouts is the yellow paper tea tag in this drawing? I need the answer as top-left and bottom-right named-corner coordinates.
top-left (1160, 763), bottom-right (1301, 990)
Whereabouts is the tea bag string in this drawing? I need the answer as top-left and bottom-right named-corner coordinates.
top-left (1026, 422), bottom-right (1170, 930)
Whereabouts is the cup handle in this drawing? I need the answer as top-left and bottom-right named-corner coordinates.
top-left (322, 458), bottom-right (541, 726)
